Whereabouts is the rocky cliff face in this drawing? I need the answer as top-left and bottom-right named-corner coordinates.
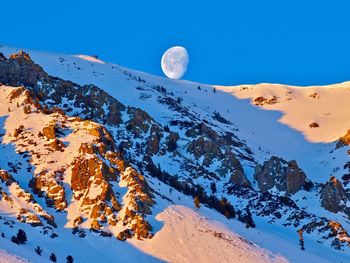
top-left (0, 84), bottom-right (155, 240)
top-left (185, 123), bottom-right (250, 185)
top-left (0, 51), bottom-right (50, 87)
top-left (320, 176), bottom-right (350, 215)
top-left (254, 156), bottom-right (309, 194)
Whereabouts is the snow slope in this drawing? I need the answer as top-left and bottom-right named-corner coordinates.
top-left (0, 237), bottom-right (46, 263)
top-left (132, 205), bottom-right (287, 263)
top-left (0, 251), bottom-right (27, 263)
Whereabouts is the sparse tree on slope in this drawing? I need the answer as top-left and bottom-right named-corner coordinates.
top-left (210, 182), bottom-right (217, 195)
top-left (35, 246), bottom-right (43, 256)
top-left (194, 196), bottom-right (201, 209)
top-left (66, 255), bottom-right (74, 263)
top-left (50, 253), bottom-right (57, 262)
top-left (11, 229), bottom-right (27, 245)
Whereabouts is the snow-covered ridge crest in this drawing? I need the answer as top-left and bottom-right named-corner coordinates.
top-left (215, 82), bottom-right (350, 143)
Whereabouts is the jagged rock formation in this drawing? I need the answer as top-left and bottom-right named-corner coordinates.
top-left (185, 123), bottom-right (250, 185)
top-left (320, 176), bottom-right (350, 215)
top-left (119, 167), bottom-right (154, 240)
top-left (0, 84), bottom-right (155, 240)
top-left (254, 157), bottom-right (309, 194)
top-left (0, 51), bottom-right (49, 87)
top-left (0, 170), bottom-right (56, 228)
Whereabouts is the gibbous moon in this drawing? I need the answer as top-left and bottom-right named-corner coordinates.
top-left (161, 46), bottom-right (189, 79)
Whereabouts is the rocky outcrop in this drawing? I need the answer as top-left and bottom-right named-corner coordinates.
top-left (0, 170), bottom-right (56, 227)
top-left (2, 85), bottom-right (155, 240)
top-left (336, 130), bottom-right (350, 148)
top-left (121, 167), bottom-right (154, 215)
top-left (320, 176), bottom-right (349, 215)
top-left (67, 120), bottom-right (156, 236)
top-left (0, 170), bottom-right (16, 186)
top-left (253, 96), bottom-right (278, 106)
top-left (166, 132), bottom-right (179, 152)
top-left (117, 229), bottom-right (132, 241)
top-left (0, 51), bottom-right (125, 125)
top-left (119, 167), bottom-right (155, 240)
top-left (254, 157), bottom-right (309, 194)
top-left (126, 108), bottom-right (154, 136)
top-left (186, 123), bottom-right (250, 186)
top-left (42, 123), bottom-right (57, 139)
top-left (0, 51), bottom-right (50, 87)
top-left (29, 175), bottom-right (67, 211)
top-left (187, 137), bottom-right (222, 166)
top-left (71, 155), bottom-right (121, 230)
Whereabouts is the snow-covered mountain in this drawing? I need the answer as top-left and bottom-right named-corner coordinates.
top-left (0, 45), bottom-right (349, 263)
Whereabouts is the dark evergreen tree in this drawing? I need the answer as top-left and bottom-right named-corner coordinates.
top-left (11, 236), bottom-right (17, 244)
top-left (50, 253), bottom-right (57, 262)
top-left (166, 139), bottom-right (177, 152)
top-left (244, 208), bottom-right (256, 228)
top-left (66, 255), bottom-right (74, 263)
top-left (35, 246), bottom-right (43, 256)
top-left (297, 229), bottom-right (305, 250)
top-left (17, 229), bottom-right (27, 243)
top-left (163, 125), bottom-right (170, 133)
top-left (299, 239), bottom-right (305, 250)
top-left (11, 229), bottom-right (27, 245)
top-left (219, 197), bottom-right (235, 219)
top-left (210, 182), bottom-right (217, 195)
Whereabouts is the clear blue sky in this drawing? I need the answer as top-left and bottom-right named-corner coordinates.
top-left (1, 0), bottom-right (350, 85)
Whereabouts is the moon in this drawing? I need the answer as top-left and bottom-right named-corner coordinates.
top-left (161, 46), bottom-right (189, 79)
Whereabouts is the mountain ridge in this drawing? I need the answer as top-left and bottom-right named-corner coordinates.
top-left (0, 47), bottom-right (349, 262)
